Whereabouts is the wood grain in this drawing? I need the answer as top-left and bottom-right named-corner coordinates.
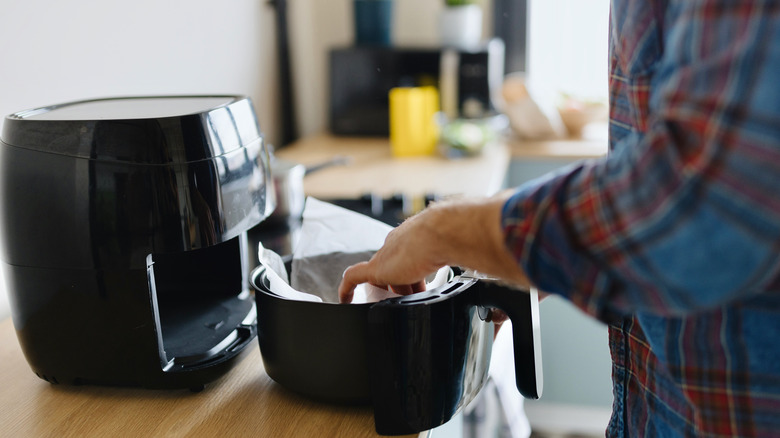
top-left (275, 134), bottom-right (511, 200)
top-left (274, 134), bottom-right (606, 201)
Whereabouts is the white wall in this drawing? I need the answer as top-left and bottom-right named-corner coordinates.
top-left (0, 0), bottom-right (280, 319)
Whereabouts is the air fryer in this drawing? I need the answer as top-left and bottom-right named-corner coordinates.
top-left (250, 263), bottom-right (543, 436)
top-left (0, 96), bottom-right (273, 389)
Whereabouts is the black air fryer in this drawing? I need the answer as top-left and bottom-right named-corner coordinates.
top-left (0, 96), bottom-right (273, 389)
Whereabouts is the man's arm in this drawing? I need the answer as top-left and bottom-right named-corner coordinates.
top-left (505, 0), bottom-right (780, 319)
top-left (338, 192), bottom-right (529, 303)
top-left (340, 1), bottom-right (780, 316)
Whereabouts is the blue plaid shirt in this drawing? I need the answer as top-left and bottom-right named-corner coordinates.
top-left (503, 0), bottom-right (780, 436)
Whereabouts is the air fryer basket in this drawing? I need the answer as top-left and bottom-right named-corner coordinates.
top-left (250, 264), bottom-right (542, 435)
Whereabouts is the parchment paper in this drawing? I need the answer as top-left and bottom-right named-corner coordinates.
top-left (258, 197), bottom-right (448, 304)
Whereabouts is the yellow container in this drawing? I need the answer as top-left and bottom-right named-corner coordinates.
top-left (389, 86), bottom-right (440, 157)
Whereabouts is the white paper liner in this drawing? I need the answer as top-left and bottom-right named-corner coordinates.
top-left (257, 197), bottom-right (450, 304)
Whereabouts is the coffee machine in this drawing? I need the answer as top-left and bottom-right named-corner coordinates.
top-left (0, 96), bottom-right (273, 390)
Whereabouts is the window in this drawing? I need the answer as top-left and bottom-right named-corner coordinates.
top-left (526, 0), bottom-right (610, 103)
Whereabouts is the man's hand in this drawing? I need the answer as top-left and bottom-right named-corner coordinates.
top-left (339, 207), bottom-right (448, 303)
top-left (338, 192), bottom-right (530, 303)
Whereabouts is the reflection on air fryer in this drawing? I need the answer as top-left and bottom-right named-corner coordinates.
top-left (460, 308), bottom-right (495, 411)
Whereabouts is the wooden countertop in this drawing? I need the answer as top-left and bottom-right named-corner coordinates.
top-left (508, 137), bottom-right (608, 160)
top-left (274, 133), bottom-right (606, 200)
top-left (0, 318), bottom-right (418, 437)
top-left (275, 134), bottom-right (511, 199)
top-left (508, 122), bottom-right (609, 160)
top-left (0, 133), bottom-right (606, 437)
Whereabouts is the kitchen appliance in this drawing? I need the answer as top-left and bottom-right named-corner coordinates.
top-left (250, 256), bottom-right (542, 435)
top-left (329, 39), bottom-right (505, 136)
top-left (0, 96), bottom-right (273, 390)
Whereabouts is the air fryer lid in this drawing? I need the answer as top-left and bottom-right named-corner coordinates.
top-left (0, 95), bottom-right (273, 269)
top-left (1, 95), bottom-right (261, 163)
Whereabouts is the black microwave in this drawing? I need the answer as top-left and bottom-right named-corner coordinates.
top-left (329, 39), bottom-right (505, 136)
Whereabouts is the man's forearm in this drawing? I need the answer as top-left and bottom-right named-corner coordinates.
top-left (428, 192), bottom-right (529, 287)
top-left (338, 191), bottom-right (530, 303)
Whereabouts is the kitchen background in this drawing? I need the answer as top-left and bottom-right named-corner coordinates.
top-left (0, 0), bottom-right (611, 435)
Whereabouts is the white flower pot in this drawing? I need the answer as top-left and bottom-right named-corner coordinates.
top-left (439, 5), bottom-right (483, 49)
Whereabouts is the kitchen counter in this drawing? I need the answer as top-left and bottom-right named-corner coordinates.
top-left (0, 132), bottom-right (607, 437)
top-left (275, 134), bottom-right (511, 199)
top-left (508, 136), bottom-right (608, 160)
top-left (0, 317), bottom-right (418, 437)
top-left (274, 133), bottom-right (607, 200)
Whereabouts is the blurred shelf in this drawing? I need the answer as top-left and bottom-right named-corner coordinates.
top-left (275, 133), bottom-right (511, 199)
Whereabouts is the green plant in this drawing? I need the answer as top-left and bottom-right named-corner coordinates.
top-left (444, 0), bottom-right (478, 6)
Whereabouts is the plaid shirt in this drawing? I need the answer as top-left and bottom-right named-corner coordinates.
top-left (502, 0), bottom-right (780, 436)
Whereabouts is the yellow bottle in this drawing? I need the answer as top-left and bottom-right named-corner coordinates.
top-left (389, 86), bottom-right (440, 157)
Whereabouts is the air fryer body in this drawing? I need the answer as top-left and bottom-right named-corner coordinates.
top-left (0, 96), bottom-right (273, 389)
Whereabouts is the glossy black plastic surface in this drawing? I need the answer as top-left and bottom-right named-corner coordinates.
top-left (367, 278), bottom-right (493, 435)
top-left (250, 265), bottom-right (542, 436)
top-left (254, 269), bottom-right (374, 403)
top-left (0, 96), bottom-right (271, 389)
top-left (367, 277), bottom-right (541, 435)
top-left (369, 276), bottom-right (543, 435)
top-left (1, 96), bottom-right (260, 163)
top-left (471, 280), bottom-right (543, 400)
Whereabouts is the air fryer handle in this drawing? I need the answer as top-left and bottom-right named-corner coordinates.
top-left (474, 281), bottom-right (543, 399)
